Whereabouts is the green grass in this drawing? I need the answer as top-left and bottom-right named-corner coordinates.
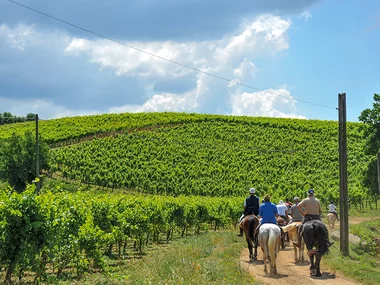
top-left (349, 204), bottom-right (380, 217)
top-left (322, 213), bottom-right (380, 285)
top-left (42, 229), bottom-right (256, 285)
top-left (322, 240), bottom-right (380, 285)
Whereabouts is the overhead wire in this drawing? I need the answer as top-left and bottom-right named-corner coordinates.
top-left (9, 0), bottom-right (338, 111)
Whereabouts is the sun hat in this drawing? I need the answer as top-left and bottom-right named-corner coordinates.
top-left (249, 188), bottom-right (256, 194)
top-left (294, 197), bottom-right (300, 201)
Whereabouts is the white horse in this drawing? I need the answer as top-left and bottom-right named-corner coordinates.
top-left (258, 223), bottom-right (281, 275)
top-left (327, 213), bottom-right (337, 229)
top-left (282, 222), bottom-right (305, 263)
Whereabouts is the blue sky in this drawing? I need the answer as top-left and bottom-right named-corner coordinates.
top-left (0, 0), bottom-right (379, 121)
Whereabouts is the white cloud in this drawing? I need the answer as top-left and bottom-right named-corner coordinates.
top-left (1, 15), bottom-right (305, 119)
top-left (65, 15), bottom-right (289, 79)
top-left (0, 24), bottom-right (32, 51)
top-left (230, 88), bottom-right (307, 119)
top-left (64, 14), bottom-right (299, 117)
top-left (300, 11), bottom-right (312, 21)
top-left (0, 97), bottom-right (98, 119)
top-left (108, 91), bottom-right (199, 113)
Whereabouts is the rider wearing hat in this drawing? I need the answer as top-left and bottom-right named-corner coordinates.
top-left (237, 187), bottom-right (260, 236)
top-left (293, 189), bottom-right (333, 248)
top-left (297, 189), bottom-right (322, 223)
top-left (289, 197), bottom-right (303, 222)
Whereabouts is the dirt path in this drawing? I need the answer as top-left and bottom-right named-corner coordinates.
top-left (239, 247), bottom-right (358, 285)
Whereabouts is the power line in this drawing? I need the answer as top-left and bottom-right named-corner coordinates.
top-left (9, 0), bottom-right (338, 110)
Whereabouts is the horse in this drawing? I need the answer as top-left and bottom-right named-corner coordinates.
top-left (276, 216), bottom-right (291, 248)
top-left (282, 221), bottom-right (305, 263)
top-left (327, 213), bottom-right (337, 229)
top-left (240, 214), bottom-right (260, 262)
top-left (257, 223), bottom-right (281, 275)
top-left (302, 219), bottom-right (330, 277)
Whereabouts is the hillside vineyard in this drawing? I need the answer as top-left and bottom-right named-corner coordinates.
top-left (0, 112), bottom-right (369, 204)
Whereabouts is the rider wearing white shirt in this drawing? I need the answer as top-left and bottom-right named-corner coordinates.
top-left (276, 200), bottom-right (289, 224)
top-left (328, 202), bottom-right (339, 221)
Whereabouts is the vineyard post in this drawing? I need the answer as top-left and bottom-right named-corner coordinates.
top-left (338, 93), bottom-right (349, 256)
top-left (36, 113), bottom-right (40, 193)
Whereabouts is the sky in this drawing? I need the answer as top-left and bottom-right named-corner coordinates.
top-left (0, 0), bottom-right (379, 122)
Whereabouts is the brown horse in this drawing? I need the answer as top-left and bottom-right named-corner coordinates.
top-left (276, 216), bottom-right (290, 248)
top-left (282, 222), bottom-right (305, 263)
top-left (240, 214), bottom-right (260, 262)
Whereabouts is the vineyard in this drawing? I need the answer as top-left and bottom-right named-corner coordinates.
top-left (0, 183), bottom-right (241, 281)
top-left (0, 112), bottom-right (374, 282)
top-left (0, 112), bottom-right (372, 203)
top-left (46, 114), bottom-right (369, 204)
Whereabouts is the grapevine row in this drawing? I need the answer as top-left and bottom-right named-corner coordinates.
top-left (0, 184), bottom-right (241, 281)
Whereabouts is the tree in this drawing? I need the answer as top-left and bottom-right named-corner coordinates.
top-left (26, 113), bottom-right (36, 120)
top-left (358, 94), bottom-right (380, 200)
top-left (0, 131), bottom-right (49, 192)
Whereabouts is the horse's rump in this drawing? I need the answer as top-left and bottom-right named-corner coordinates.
top-left (302, 219), bottom-right (330, 255)
top-left (241, 214), bottom-right (260, 262)
top-left (258, 223), bottom-right (281, 275)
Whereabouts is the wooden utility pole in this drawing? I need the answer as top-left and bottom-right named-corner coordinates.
top-left (377, 152), bottom-right (380, 194)
top-left (338, 93), bottom-right (349, 256)
top-left (35, 114), bottom-right (40, 193)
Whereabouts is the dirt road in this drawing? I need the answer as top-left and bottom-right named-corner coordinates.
top-left (239, 246), bottom-right (358, 285)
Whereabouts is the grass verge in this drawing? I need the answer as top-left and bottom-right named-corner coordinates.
top-left (322, 214), bottom-right (380, 285)
top-left (45, 229), bottom-right (256, 285)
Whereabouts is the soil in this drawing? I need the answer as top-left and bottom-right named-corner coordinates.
top-left (239, 246), bottom-right (357, 285)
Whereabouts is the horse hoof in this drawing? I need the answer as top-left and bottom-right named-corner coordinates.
top-left (316, 272), bottom-right (322, 277)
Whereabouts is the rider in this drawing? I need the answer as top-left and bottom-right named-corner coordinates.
top-left (328, 201), bottom-right (339, 221)
top-left (289, 197), bottom-right (303, 222)
top-left (276, 200), bottom-right (289, 224)
top-left (285, 198), bottom-right (293, 210)
top-left (255, 195), bottom-right (286, 248)
top-left (293, 189), bottom-right (334, 248)
top-left (237, 188), bottom-right (260, 236)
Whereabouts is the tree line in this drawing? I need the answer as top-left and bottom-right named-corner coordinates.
top-left (0, 112), bottom-right (36, 125)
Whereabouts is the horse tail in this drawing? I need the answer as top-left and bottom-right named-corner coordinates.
top-left (248, 216), bottom-right (256, 241)
top-left (316, 222), bottom-right (330, 255)
top-left (267, 227), bottom-right (279, 265)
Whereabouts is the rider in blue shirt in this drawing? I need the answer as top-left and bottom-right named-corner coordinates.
top-left (256, 194), bottom-right (286, 248)
top-left (259, 197), bottom-right (278, 224)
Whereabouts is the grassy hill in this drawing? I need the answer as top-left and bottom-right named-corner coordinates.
top-left (0, 112), bottom-right (370, 205)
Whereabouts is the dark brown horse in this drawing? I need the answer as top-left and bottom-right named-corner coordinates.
top-left (302, 219), bottom-right (330, 277)
top-left (240, 214), bottom-right (260, 262)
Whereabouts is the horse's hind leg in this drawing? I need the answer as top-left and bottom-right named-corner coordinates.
top-left (300, 242), bottom-right (305, 263)
top-left (247, 239), bottom-right (254, 262)
top-left (315, 255), bottom-right (322, 277)
top-left (261, 247), bottom-right (268, 274)
top-left (252, 240), bottom-right (258, 262)
top-left (309, 254), bottom-right (318, 276)
top-left (293, 245), bottom-right (298, 263)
